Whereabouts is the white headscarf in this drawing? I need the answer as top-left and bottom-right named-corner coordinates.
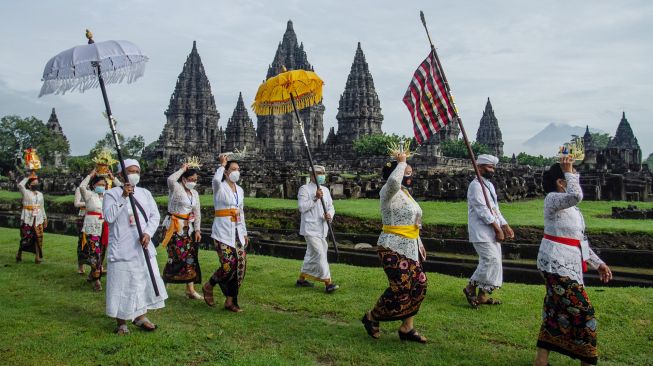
top-left (313, 165), bottom-right (326, 174)
top-left (122, 159), bottom-right (140, 170)
top-left (477, 154), bottom-right (499, 166)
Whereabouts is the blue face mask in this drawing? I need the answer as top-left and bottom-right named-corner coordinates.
top-left (94, 186), bottom-right (106, 194)
top-left (316, 175), bottom-right (326, 185)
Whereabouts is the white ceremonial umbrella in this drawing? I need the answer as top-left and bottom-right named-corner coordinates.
top-left (38, 30), bottom-right (159, 296)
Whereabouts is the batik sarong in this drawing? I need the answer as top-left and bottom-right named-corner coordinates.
top-left (162, 231), bottom-right (202, 284)
top-left (209, 240), bottom-right (246, 306)
top-left (537, 272), bottom-right (598, 365)
top-left (19, 223), bottom-right (44, 256)
top-left (80, 234), bottom-right (106, 280)
top-left (371, 248), bottom-right (427, 321)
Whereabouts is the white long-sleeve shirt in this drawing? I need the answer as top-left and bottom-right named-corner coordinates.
top-left (467, 178), bottom-right (507, 243)
top-left (298, 182), bottom-right (335, 238)
top-left (103, 186), bottom-right (160, 262)
top-left (74, 186), bottom-right (86, 217)
top-left (79, 175), bottom-right (105, 236)
top-left (377, 162), bottom-right (423, 261)
top-left (537, 172), bottom-right (604, 284)
top-left (211, 166), bottom-right (247, 248)
top-left (163, 168), bottom-right (201, 235)
top-left (18, 178), bottom-right (46, 226)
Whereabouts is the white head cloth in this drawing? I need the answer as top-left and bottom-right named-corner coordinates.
top-left (122, 159), bottom-right (140, 170)
top-left (477, 154), bottom-right (499, 166)
top-left (313, 165), bottom-right (326, 174)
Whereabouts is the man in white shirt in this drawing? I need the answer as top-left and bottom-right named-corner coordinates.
top-left (296, 165), bottom-right (339, 293)
top-left (103, 159), bottom-right (167, 335)
top-left (463, 154), bottom-right (514, 307)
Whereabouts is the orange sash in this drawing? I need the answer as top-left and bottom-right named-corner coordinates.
top-left (161, 212), bottom-right (191, 248)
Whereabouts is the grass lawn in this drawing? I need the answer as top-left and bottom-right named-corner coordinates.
top-left (0, 228), bottom-right (651, 365)
top-left (3, 188), bottom-right (652, 234)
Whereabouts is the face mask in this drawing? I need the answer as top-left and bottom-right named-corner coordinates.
top-left (94, 186), bottom-right (106, 194)
top-left (127, 173), bottom-right (140, 186)
top-left (402, 176), bottom-right (413, 188)
top-left (228, 171), bottom-right (240, 183)
top-left (184, 181), bottom-right (197, 190)
top-left (482, 172), bottom-right (494, 179)
top-left (316, 175), bottom-right (326, 185)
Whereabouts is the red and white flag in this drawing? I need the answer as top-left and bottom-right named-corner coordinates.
top-left (403, 51), bottom-right (457, 144)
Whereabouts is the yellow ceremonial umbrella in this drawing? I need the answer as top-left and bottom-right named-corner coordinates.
top-left (252, 68), bottom-right (338, 260)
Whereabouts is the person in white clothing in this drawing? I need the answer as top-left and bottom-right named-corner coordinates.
top-left (295, 165), bottom-right (338, 293)
top-left (533, 156), bottom-right (612, 366)
top-left (16, 175), bottom-right (47, 263)
top-left (202, 154), bottom-right (248, 313)
top-left (463, 154), bottom-right (514, 308)
top-left (161, 163), bottom-right (203, 299)
top-left (74, 182), bottom-right (87, 274)
top-left (103, 159), bottom-right (167, 335)
top-left (78, 169), bottom-right (110, 291)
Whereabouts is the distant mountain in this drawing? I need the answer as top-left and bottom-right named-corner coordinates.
top-left (521, 123), bottom-right (604, 155)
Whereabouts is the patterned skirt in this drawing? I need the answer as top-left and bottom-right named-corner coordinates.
top-left (162, 231), bottom-right (202, 284)
top-left (19, 223), bottom-right (44, 255)
top-left (371, 248), bottom-right (427, 321)
top-left (210, 240), bottom-right (247, 305)
top-left (537, 272), bottom-right (598, 365)
top-left (80, 233), bottom-right (106, 280)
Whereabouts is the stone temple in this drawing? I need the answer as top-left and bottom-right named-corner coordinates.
top-left (475, 98), bottom-right (504, 157)
top-left (149, 41), bottom-right (224, 165)
top-left (224, 92), bottom-right (256, 153)
top-left (45, 107), bottom-right (69, 168)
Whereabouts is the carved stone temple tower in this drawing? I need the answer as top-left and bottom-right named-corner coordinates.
top-left (335, 42), bottom-right (383, 153)
top-left (152, 41), bottom-right (223, 166)
top-left (224, 92), bottom-right (256, 153)
top-left (256, 20), bottom-right (325, 160)
top-left (605, 112), bottom-right (642, 172)
top-left (475, 98), bottom-right (504, 157)
top-left (45, 107), bottom-right (69, 168)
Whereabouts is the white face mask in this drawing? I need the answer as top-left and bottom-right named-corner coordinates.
top-left (184, 181), bottom-right (197, 190)
top-left (127, 173), bottom-right (140, 186)
top-left (228, 171), bottom-right (240, 183)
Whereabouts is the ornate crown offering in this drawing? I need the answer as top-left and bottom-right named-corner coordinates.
top-left (223, 146), bottom-right (250, 161)
top-left (24, 148), bottom-right (42, 171)
top-left (558, 137), bottom-right (585, 161)
top-left (92, 148), bottom-right (118, 175)
top-left (185, 156), bottom-right (202, 169)
top-left (387, 138), bottom-right (417, 159)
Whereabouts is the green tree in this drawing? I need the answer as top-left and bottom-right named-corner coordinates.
top-left (353, 134), bottom-right (407, 156)
top-left (646, 153), bottom-right (653, 171)
top-left (89, 133), bottom-right (145, 159)
top-left (0, 115), bottom-right (69, 174)
top-left (439, 139), bottom-right (490, 159)
top-left (515, 152), bottom-right (557, 167)
top-left (590, 132), bottom-right (610, 149)
top-left (67, 155), bottom-right (95, 175)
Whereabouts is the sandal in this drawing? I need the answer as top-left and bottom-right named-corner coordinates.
top-left (295, 279), bottom-right (314, 287)
top-left (186, 291), bottom-right (203, 300)
top-left (479, 298), bottom-right (502, 305)
top-left (398, 328), bottom-right (427, 344)
top-left (361, 312), bottom-right (381, 339)
top-left (202, 283), bottom-right (215, 307)
top-left (325, 283), bottom-right (339, 294)
top-left (132, 317), bottom-right (157, 332)
top-left (224, 304), bottom-right (242, 313)
top-left (463, 287), bottom-right (479, 309)
top-left (114, 324), bottom-right (130, 335)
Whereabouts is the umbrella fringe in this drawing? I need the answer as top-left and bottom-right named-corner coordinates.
top-left (39, 58), bottom-right (147, 97)
top-left (252, 92), bottom-right (322, 116)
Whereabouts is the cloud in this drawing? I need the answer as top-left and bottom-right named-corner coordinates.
top-left (0, 0), bottom-right (651, 158)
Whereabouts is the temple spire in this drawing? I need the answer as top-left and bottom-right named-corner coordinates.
top-left (335, 42), bottom-right (383, 147)
top-left (608, 111), bottom-right (639, 149)
top-left (225, 92), bottom-right (256, 153)
top-left (475, 97), bottom-right (504, 157)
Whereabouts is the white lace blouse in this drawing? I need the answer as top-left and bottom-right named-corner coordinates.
top-left (377, 162), bottom-right (423, 261)
top-left (163, 168), bottom-right (201, 235)
top-left (536, 172), bottom-right (604, 284)
top-left (79, 175), bottom-right (105, 236)
top-left (18, 178), bottom-right (46, 226)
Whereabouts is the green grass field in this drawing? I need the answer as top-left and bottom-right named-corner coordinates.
top-left (2, 189), bottom-right (653, 234)
top-left (0, 227), bottom-right (651, 365)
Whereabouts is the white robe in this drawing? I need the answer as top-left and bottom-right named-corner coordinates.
top-left (298, 183), bottom-right (335, 281)
top-left (103, 185), bottom-right (167, 320)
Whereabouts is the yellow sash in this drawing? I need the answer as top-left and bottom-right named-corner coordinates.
top-left (161, 212), bottom-right (191, 248)
top-left (382, 224), bottom-right (420, 239)
top-left (214, 208), bottom-right (240, 222)
top-left (23, 205), bottom-right (40, 211)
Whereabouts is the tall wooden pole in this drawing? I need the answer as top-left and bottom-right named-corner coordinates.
top-left (419, 11), bottom-right (494, 211)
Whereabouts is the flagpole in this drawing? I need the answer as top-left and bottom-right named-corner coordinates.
top-left (419, 11), bottom-right (493, 211)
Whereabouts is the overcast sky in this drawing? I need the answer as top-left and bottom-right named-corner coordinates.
top-left (1, 0), bottom-right (651, 158)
